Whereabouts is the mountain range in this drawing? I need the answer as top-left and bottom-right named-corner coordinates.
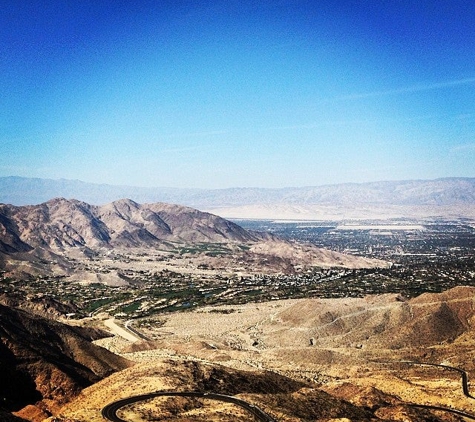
top-left (0, 197), bottom-right (256, 253)
top-left (0, 197), bottom-right (258, 277)
top-left (2, 176), bottom-right (474, 206)
top-left (0, 198), bottom-right (384, 278)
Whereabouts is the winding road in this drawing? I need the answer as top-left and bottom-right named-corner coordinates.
top-left (375, 360), bottom-right (475, 420)
top-left (404, 361), bottom-right (474, 399)
top-left (102, 361), bottom-right (475, 421)
top-left (102, 391), bottom-right (277, 422)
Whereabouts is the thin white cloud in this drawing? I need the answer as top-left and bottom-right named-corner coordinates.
top-left (451, 143), bottom-right (475, 153)
top-left (452, 113), bottom-right (475, 123)
top-left (165, 130), bottom-right (228, 139)
top-left (338, 77), bottom-right (475, 101)
top-left (453, 113), bottom-right (475, 120)
top-left (0, 165), bottom-right (32, 173)
top-left (160, 144), bottom-right (211, 154)
top-left (155, 131), bottom-right (229, 154)
top-left (273, 120), bottom-right (356, 131)
top-left (268, 114), bottom-right (436, 132)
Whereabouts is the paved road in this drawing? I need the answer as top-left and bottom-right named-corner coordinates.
top-left (124, 319), bottom-right (151, 341)
top-left (378, 361), bottom-right (474, 399)
top-left (103, 318), bottom-right (140, 342)
top-left (407, 361), bottom-right (473, 399)
top-left (410, 403), bottom-right (475, 420)
top-left (102, 391), bottom-right (277, 422)
top-left (102, 361), bottom-right (475, 421)
top-left (375, 360), bottom-right (475, 420)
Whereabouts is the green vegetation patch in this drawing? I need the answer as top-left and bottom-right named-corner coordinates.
top-left (177, 243), bottom-right (231, 255)
top-left (84, 297), bottom-right (117, 313)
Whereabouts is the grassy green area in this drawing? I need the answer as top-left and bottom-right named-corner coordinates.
top-left (178, 243), bottom-right (231, 255)
top-left (84, 297), bottom-right (117, 313)
top-left (120, 301), bottom-right (142, 313)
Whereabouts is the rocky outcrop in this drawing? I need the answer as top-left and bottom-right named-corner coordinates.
top-left (0, 292), bottom-right (79, 319)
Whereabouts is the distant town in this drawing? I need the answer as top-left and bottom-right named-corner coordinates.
top-left (2, 217), bottom-right (473, 321)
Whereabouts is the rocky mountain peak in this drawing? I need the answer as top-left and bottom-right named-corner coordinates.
top-left (0, 199), bottom-right (257, 252)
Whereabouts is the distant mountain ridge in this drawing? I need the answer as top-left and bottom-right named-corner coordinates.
top-left (1, 176), bottom-right (475, 208)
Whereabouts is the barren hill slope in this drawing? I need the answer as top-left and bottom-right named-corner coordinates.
top-left (59, 358), bottom-right (450, 422)
top-left (0, 198), bottom-right (258, 251)
top-left (0, 198), bottom-right (385, 278)
top-left (263, 285), bottom-right (475, 352)
top-left (0, 303), bottom-right (130, 421)
top-left (57, 287), bottom-right (475, 422)
top-left (0, 292), bottom-right (78, 319)
top-left (121, 287), bottom-right (475, 371)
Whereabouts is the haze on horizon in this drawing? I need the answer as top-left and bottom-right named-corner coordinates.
top-left (1, 1), bottom-right (474, 189)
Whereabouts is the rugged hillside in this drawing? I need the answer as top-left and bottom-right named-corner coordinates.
top-left (0, 198), bottom-right (385, 278)
top-left (58, 287), bottom-right (475, 422)
top-left (265, 285), bottom-right (475, 352)
top-left (0, 292), bottom-right (78, 319)
top-left (0, 198), bottom-right (257, 251)
top-left (0, 302), bottom-right (130, 421)
top-left (58, 358), bottom-right (449, 422)
top-left (123, 286), bottom-right (475, 369)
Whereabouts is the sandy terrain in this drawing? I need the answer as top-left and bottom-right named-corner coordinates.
top-left (69, 287), bottom-right (475, 421)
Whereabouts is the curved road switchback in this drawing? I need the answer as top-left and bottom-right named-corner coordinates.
top-left (373, 360), bottom-right (475, 420)
top-left (407, 361), bottom-right (473, 399)
top-left (375, 361), bottom-right (474, 399)
top-left (410, 403), bottom-right (475, 420)
top-left (102, 362), bottom-right (475, 421)
top-left (102, 391), bottom-right (277, 422)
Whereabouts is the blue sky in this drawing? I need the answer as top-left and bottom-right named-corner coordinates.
top-left (1, 0), bottom-right (474, 188)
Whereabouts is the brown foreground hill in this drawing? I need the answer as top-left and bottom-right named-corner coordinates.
top-left (53, 286), bottom-right (475, 422)
top-left (0, 302), bottom-right (130, 421)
